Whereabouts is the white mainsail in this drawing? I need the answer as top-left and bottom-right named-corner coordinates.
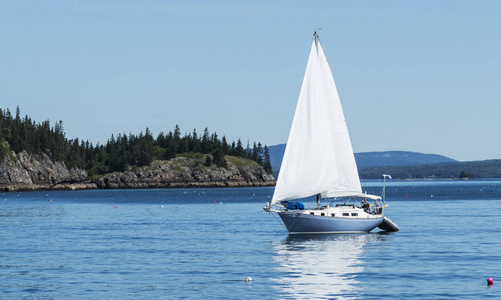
top-left (271, 34), bottom-right (362, 205)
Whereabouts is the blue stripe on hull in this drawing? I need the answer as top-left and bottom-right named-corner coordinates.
top-left (278, 212), bottom-right (384, 234)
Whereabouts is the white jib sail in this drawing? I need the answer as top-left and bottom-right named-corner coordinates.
top-left (271, 37), bottom-right (362, 205)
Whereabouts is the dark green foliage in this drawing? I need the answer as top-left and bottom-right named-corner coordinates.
top-left (263, 145), bottom-right (272, 175)
top-left (251, 142), bottom-right (263, 166)
top-left (0, 141), bottom-right (6, 161)
top-left (201, 128), bottom-right (211, 154)
top-left (0, 107), bottom-right (272, 176)
top-left (458, 170), bottom-right (474, 179)
top-left (235, 139), bottom-right (245, 157)
top-left (204, 155), bottom-right (212, 167)
top-left (358, 160), bottom-right (501, 179)
top-left (0, 106), bottom-right (68, 164)
top-left (221, 136), bottom-right (230, 155)
top-left (230, 141), bottom-right (236, 155)
top-left (212, 148), bottom-right (227, 168)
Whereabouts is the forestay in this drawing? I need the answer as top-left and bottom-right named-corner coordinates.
top-left (271, 36), bottom-right (362, 205)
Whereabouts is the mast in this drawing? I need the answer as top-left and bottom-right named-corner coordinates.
top-left (314, 31), bottom-right (320, 210)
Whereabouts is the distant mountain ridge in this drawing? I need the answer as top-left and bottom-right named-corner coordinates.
top-left (354, 151), bottom-right (457, 168)
top-left (268, 144), bottom-right (460, 179)
top-left (358, 159), bottom-right (501, 179)
top-left (269, 143), bottom-right (501, 179)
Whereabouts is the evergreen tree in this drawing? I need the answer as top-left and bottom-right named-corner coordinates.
top-left (137, 128), bottom-right (154, 166)
top-left (190, 129), bottom-right (200, 152)
top-left (204, 154), bottom-right (212, 167)
top-left (211, 132), bottom-right (220, 150)
top-left (179, 133), bottom-right (190, 154)
top-left (256, 142), bottom-right (263, 166)
top-left (263, 145), bottom-right (272, 174)
top-left (235, 139), bottom-right (245, 157)
top-left (459, 170), bottom-right (473, 178)
top-left (212, 147), bottom-right (227, 168)
top-left (172, 125), bottom-right (181, 154)
top-left (164, 131), bottom-right (175, 159)
top-left (230, 141), bottom-right (236, 156)
top-left (221, 136), bottom-right (230, 155)
top-left (246, 140), bottom-right (251, 158)
top-left (0, 141), bottom-right (6, 161)
top-left (201, 127), bottom-right (211, 154)
top-left (252, 142), bottom-right (259, 161)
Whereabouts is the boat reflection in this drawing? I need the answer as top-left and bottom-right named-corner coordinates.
top-left (273, 233), bottom-right (388, 299)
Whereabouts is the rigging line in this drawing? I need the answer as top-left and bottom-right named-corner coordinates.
top-left (270, 212), bottom-right (288, 231)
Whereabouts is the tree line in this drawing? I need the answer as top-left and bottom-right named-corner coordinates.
top-left (0, 107), bottom-right (273, 176)
top-left (358, 160), bottom-right (501, 179)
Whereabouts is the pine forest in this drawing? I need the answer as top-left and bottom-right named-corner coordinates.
top-left (0, 107), bottom-right (273, 177)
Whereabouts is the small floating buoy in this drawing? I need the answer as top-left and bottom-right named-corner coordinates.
top-left (114, 206), bottom-right (117, 209)
top-left (161, 205), bottom-right (164, 208)
top-left (214, 201), bottom-right (216, 204)
top-left (245, 277), bottom-right (252, 282)
top-left (487, 277), bottom-right (494, 285)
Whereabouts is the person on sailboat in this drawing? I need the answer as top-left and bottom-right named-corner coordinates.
top-left (374, 199), bottom-right (382, 214)
top-left (361, 200), bottom-right (370, 213)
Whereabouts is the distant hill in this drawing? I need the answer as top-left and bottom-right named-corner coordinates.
top-left (268, 144), bottom-right (458, 178)
top-left (267, 144), bottom-right (287, 178)
top-left (355, 151), bottom-right (457, 168)
top-left (358, 159), bottom-right (501, 179)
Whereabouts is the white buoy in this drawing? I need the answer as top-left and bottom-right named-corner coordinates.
top-left (245, 277), bottom-right (252, 282)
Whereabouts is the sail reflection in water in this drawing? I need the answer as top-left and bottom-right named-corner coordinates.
top-left (272, 234), bottom-right (387, 299)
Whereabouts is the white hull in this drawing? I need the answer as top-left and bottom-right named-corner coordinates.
top-left (275, 205), bottom-right (385, 234)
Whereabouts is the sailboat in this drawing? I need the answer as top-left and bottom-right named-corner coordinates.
top-left (264, 32), bottom-right (399, 234)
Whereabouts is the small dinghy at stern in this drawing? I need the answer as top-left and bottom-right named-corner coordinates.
top-left (378, 216), bottom-right (400, 232)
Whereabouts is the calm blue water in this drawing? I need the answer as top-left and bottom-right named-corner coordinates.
top-left (1, 180), bottom-right (500, 299)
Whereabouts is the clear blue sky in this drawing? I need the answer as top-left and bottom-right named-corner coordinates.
top-left (1, 1), bottom-right (500, 161)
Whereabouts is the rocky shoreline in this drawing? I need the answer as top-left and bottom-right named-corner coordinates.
top-left (0, 148), bottom-right (275, 192)
top-left (96, 156), bottom-right (275, 189)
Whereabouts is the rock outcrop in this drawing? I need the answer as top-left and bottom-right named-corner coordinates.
top-left (0, 142), bottom-right (96, 191)
top-left (0, 144), bottom-right (275, 191)
top-left (95, 155), bottom-right (276, 189)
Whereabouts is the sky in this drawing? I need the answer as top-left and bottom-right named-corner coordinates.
top-left (1, 0), bottom-right (500, 161)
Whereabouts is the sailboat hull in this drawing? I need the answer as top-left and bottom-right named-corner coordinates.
top-left (278, 212), bottom-right (384, 234)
